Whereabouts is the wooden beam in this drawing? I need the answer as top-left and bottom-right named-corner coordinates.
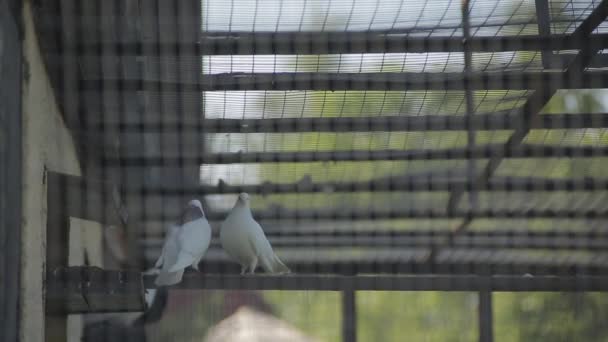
top-left (535, 0), bottom-right (553, 68)
top-left (142, 273), bottom-right (608, 291)
top-left (46, 267), bottom-right (145, 314)
top-left (64, 33), bottom-right (608, 55)
top-left (92, 112), bottom-right (608, 133)
top-left (107, 145), bottom-right (608, 166)
top-left (0, 1), bottom-right (22, 340)
top-left (137, 176), bottom-right (608, 195)
top-left (447, 0), bottom-right (608, 221)
top-left (142, 230), bottom-right (608, 251)
top-left (79, 71), bottom-right (608, 91)
top-left (135, 208), bottom-right (608, 222)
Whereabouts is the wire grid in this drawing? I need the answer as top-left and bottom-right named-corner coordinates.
top-left (141, 0), bottom-right (608, 272)
top-left (40, 0), bottom-right (608, 282)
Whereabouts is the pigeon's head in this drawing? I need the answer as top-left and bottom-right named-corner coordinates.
top-left (188, 199), bottom-right (204, 213)
top-left (238, 192), bottom-right (250, 203)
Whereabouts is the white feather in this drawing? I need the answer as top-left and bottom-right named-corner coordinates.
top-left (168, 218), bottom-right (212, 272)
top-left (220, 194), bottom-right (290, 274)
top-left (154, 225), bottom-right (184, 286)
top-left (154, 202), bottom-right (212, 286)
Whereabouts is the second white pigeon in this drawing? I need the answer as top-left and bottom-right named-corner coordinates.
top-left (155, 199), bottom-right (212, 286)
top-left (220, 193), bottom-right (290, 275)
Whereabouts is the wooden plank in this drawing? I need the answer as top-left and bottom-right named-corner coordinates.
top-left (107, 144), bottom-right (608, 166)
top-left (0, 1), bottom-right (22, 340)
top-left (46, 267), bottom-right (145, 314)
top-left (137, 176), bottom-right (608, 195)
top-left (142, 231), bottom-right (608, 251)
top-left (62, 33), bottom-right (608, 55)
top-left (142, 273), bottom-right (608, 291)
top-left (134, 207), bottom-right (608, 222)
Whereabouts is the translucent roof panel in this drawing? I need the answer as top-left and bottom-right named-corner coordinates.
top-left (458, 190), bottom-right (608, 211)
top-left (202, 90), bottom-right (531, 119)
top-left (203, 131), bottom-right (512, 153)
top-left (200, 160), bottom-right (489, 185)
top-left (203, 192), bottom-right (449, 212)
top-left (202, 52), bottom-right (548, 74)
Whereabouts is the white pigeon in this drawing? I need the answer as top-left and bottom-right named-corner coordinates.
top-left (154, 199), bottom-right (212, 286)
top-left (220, 193), bottom-right (290, 275)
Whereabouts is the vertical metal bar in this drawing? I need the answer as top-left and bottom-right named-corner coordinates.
top-left (342, 290), bottom-right (357, 342)
top-left (478, 291), bottom-right (494, 342)
top-left (535, 0), bottom-right (553, 68)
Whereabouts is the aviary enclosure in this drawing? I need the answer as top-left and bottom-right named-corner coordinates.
top-left (2, 0), bottom-right (608, 341)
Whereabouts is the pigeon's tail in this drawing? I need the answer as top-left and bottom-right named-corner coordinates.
top-left (154, 269), bottom-right (184, 287)
top-left (167, 251), bottom-right (196, 273)
top-left (261, 253), bottom-right (291, 274)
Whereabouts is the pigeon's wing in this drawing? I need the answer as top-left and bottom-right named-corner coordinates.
top-left (154, 225), bottom-right (180, 268)
top-left (248, 220), bottom-right (290, 274)
top-left (154, 225), bottom-right (184, 286)
top-left (167, 218), bottom-right (212, 273)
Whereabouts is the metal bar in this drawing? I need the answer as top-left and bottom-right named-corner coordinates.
top-left (62, 33), bottom-right (608, 55)
top-left (478, 291), bottom-right (494, 342)
top-left (342, 290), bottom-right (357, 342)
top-left (447, 1), bottom-right (608, 222)
top-left (79, 71), bottom-right (608, 92)
top-left (535, 0), bottom-right (553, 68)
top-left (135, 176), bottom-right (608, 195)
top-left (141, 273), bottom-right (608, 291)
top-left (91, 112), bottom-right (608, 133)
top-left (107, 145), bottom-right (608, 166)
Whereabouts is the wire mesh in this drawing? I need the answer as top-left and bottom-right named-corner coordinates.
top-left (28, 0), bottom-right (608, 340)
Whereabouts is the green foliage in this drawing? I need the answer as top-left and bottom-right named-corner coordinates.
top-left (494, 292), bottom-right (608, 342)
top-left (264, 291), bottom-right (342, 341)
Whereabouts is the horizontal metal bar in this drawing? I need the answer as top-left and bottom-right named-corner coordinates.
top-left (92, 113), bottom-right (608, 134)
top-left (139, 208), bottom-right (608, 222)
top-left (143, 273), bottom-right (608, 291)
top-left (69, 33), bottom-right (608, 55)
top-left (106, 145), bottom-right (608, 166)
top-left (139, 176), bottom-right (608, 195)
top-left (141, 230), bottom-right (608, 251)
top-left (80, 71), bottom-right (608, 91)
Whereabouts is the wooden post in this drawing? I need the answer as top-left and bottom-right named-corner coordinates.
top-left (45, 174), bottom-right (70, 342)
